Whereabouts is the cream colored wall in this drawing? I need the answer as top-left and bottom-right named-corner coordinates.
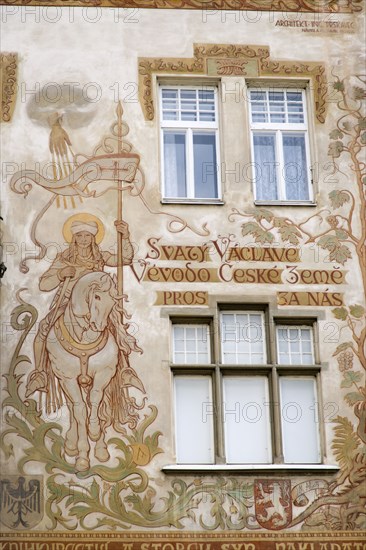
top-left (0, 6), bottom-right (365, 533)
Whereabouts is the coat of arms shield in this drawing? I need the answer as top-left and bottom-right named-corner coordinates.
top-left (254, 478), bottom-right (292, 530)
top-left (0, 475), bottom-right (43, 529)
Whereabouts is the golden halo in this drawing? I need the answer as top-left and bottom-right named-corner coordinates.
top-left (62, 213), bottom-right (105, 244)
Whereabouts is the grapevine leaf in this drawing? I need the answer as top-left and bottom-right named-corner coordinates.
top-left (328, 141), bottom-right (344, 158)
top-left (332, 307), bottom-right (348, 321)
top-left (361, 131), bottom-right (366, 145)
top-left (329, 190), bottom-right (351, 208)
top-left (332, 341), bottom-right (355, 356)
top-left (272, 217), bottom-right (288, 228)
top-left (341, 371), bottom-right (362, 389)
top-left (246, 208), bottom-right (274, 223)
top-left (329, 129), bottom-right (343, 140)
top-left (359, 117), bottom-right (366, 130)
top-left (349, 304), bottom-right (365, 318)
top-left (318, 235), bottom-right (339, 249)
top-left (242, 222), bottom-right (262, 236)
top-left (278, 225), bottom-right (302, 245)
top-left (342, 121), bottom-right (352, 132)
top-left (329, 244), bottom-right (352, 265)
top-left (241, 222), bottom-right (274, 244)
top-left (333, 81), bottom-right (345, 92)
top-left (344, 392), bottom-right (365, 406)
top-left (335, 229), bottom-right (348, 240)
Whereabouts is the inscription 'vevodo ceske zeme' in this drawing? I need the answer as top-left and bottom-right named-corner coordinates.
top-left (144, 263), bottom-right (282, 284)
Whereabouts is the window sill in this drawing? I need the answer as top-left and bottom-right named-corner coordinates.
top-left (161, 198), bottom-right (224, 205)
top-left (254, 200), bottom-right (316, 207)
top-left (162, 464), bottom-right (340, 475)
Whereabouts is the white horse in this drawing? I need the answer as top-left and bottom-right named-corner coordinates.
top-left (46, 271), bottom-right (143, 472)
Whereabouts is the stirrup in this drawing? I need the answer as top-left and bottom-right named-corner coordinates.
top-left (25, 371), bottom-right (48, 397)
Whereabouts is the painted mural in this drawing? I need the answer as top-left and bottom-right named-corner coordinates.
top-left (0, 0), bottom-right (365, 536)
top-left (0, 67), bottom-right (365, 541)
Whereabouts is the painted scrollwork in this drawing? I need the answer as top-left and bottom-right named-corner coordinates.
top-left (0, 0), bottom-right (362, 12)
top-left (0, 52), bottom-right (18, 123)
top-left (138, 43), bottom-right (327, 123)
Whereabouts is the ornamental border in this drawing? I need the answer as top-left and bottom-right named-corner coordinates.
top-left (0, 0), bottom-right (363, 13)
top-left (138, 43), bottom-right (327, 123)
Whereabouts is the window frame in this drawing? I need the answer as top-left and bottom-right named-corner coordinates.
top-left (169, 310), bottom-right (324, 467)
top-left (248, 86), bottom-right (314, 205)
top-left (159, 84), bottom-right (222, 203)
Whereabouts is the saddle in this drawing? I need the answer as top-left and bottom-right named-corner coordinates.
top-left (54, 315), bottom-right (109, 388)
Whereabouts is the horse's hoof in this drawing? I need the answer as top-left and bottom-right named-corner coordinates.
top-left (65, 444), bottom-right (78, 457)
top-left (95, 446), bottom-right (110, 463)
top-left (89, 427), bottom-right (101, 442)
top-left (75, 457), bottom-right (90, 472)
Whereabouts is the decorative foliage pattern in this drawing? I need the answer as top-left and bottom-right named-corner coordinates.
top-left (0, 0), bottom-right (362, 11)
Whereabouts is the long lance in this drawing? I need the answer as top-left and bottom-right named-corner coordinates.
top-left (116, 101), bottom-right (124, 317)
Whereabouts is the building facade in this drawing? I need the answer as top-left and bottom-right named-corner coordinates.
top-left (0, 2), bottom-right (365, 548)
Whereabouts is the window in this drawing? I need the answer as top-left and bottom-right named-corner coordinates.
top-left (171, 313), bottom-right (321, 466)
top-left (249, 88), bottom-right (313, 203)
top-left (160, 86), bottom-right (220, 201)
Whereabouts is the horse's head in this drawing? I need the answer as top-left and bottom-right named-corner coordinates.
top-left (71, 271), bottom-right (118, 332)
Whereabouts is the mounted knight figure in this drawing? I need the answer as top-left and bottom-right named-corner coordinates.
top-left (25, 215), bottom-right (145, 469)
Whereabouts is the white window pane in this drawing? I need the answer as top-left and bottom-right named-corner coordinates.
top-left (198, 89), bottom-right (215, 101)
top-left (180, 89), bottom-right (196, 99)
top-left (277, 326), bottom-right (314, 365)
top-left (290, 340), bottom-right (300, 353)
top-left (162, 89), bottom-right (178, 99)
top-left (253, 133), bottom-right (278, 201)
top-left (282, 134), bottom-right (309, 201)
top-left (172, 325), bottom-right (210, 364)
top-left (175, 376), bottom-right (214, 463)
top-left (279, 352), bottom-right (291, 365)
top-left (164, 131), bottom-right (186, 197)
top-left (186, 340), bottom-right (196, 352)
top-left (223, 377), bottom-right (271, 463)
top-left (252, 102), bottom-right (267, 112)
top-left (181, 111), bottom-right (197, 122)
top-left (280, 377), bottom-right (320, 463)
top-left (278, 339), bottom-right (288, 353)
top-left (269, 91), bottom-right (284, 101)
top-left (193, 132), bottom-right (218, 199)
top-left (221, 312), bottom-right (265, 364)
top-left (251, 90), bottom-right (266, 101)
top-left (286, 91), bottom-right (302, 101)
top-left (186, 327), bottom-right (195, 339)
top-left (175, 340), bottom-right (184, 352)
